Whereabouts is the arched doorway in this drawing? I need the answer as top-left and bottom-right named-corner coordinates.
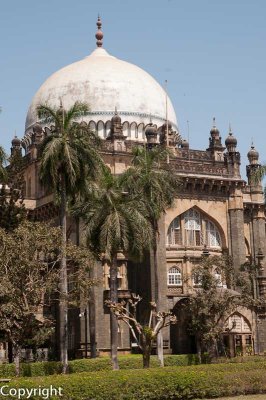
top-left (223, 313), bottom-right (253, 357)
top-left (170, 298), bottom-right (196, 354)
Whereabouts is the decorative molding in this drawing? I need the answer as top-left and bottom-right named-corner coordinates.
top-left (167, 287), bottom-right (183, 296)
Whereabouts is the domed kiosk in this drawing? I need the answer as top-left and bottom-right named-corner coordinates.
top-left (24, 16), bottom-right (177, 147)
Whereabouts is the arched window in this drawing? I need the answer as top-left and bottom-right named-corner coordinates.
top-left (206, 220), bottom-right (221, 247)
top-left (168, 267), bottom-right (182, 286)
top-left (184, 209), bottom-right (202, 246)
top-left (193, 272), bottom-right (202, 286)
top-left (123, 122), bottom-right (130, 138)
top-left (97, 121), bottom-right (104, 138)
top-left (105, 121), bottom-right (111, 138)
top-left (166, 209), bottom-right (222, 249)
top-left (88, 121), bottom-right (96, 132)
top-left (131, 122), bottom-right (138, 139)
top-left (214, 268), bottom-right (223, 287)
top-left (138, 123), bottom-right (144, 139)
top-left (167, 217), bottom-right (181, 245)
top-left (226, 314), bottom-right (251, 332)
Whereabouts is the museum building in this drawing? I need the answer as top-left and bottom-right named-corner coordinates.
top-left (5, 17), bottom-right (266, 359)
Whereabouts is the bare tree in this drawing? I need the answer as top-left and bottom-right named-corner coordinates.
top-left (106, 294), bottom-right (176, 368)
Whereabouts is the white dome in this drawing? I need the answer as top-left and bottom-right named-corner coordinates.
top-left (25, 46), bottom-right (178, 139)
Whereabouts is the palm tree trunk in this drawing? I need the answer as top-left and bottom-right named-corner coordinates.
top-left (110, 255), bottom-right (119, 370)
top-left (59, 174), bottom-right (68, 373)
top-left (13, 343), bottom-right (21, 377)
top-left (196, 335), bottom-right (202, 364)
top-left (89, 265), bottom-right (97, 358)
top-left (153, 228), bottom-right (164, 367)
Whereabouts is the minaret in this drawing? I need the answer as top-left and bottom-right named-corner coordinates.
top-left (207, 117), bottom-right (225, 161)
top-left (107, 109), bottom-right (126, 152)
top-left (246, 144), bottom-right (260, 186)
top-left (246, 144), bottom-right (266, 299)
top-left (224, 124), bottom-right (240, 177)
top-left (10, 135), bottom-right (22, 156)
top-left (226, 124), bottom-right (245, 273)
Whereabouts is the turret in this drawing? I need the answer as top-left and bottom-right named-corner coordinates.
top-left (10, 135), bottom-right (22, 156)
top-left (246, 144), bottom-right (261, 187)
top-left (107, 109), bottom-right (126, 152)
top-left (145, 123), bottom-right (158, 149)
top-left (224, 125), bottom-right (240, 177)
top-left (207, 118), bottom-right (225, 161)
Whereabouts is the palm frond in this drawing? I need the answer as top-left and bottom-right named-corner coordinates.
top-left (63, 102), bottom-right (90, 129)
top-left (37, 104), bottom-right (59, 126)
top-left (251, 165), bottom-right (266, 185)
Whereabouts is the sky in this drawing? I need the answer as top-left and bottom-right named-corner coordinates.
top-left (1, 0), bottom-right (266, 178)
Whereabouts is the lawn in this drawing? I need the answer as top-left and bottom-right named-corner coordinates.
top-left (209, 396), bottom-right (266, 400)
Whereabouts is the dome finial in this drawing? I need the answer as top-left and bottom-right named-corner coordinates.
top-left (213, 117), bottom-right (216, 128)
top-left (95, 15), bottom-right (103, 48)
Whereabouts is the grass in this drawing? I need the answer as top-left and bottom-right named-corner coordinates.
top-left (207, 396), bottom-right (266, 400)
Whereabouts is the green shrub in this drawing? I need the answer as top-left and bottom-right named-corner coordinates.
top-left (5, 361), bottom-right (266, 400)
top-left (0, 354), bottom-right (200, 378)
top-left (1, 353), bottom-right (265, 379)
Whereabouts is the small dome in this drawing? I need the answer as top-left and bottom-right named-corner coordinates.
top-left (181, 139), bottom-right (189, 149)
top-left (33, 122), bottom-right (43, 134)
top-left (247, 145), bottom-right (259, 161)
top-left (145, 124), bottom-right (157, 136)
top-left (11, 135), bottom-right (21, 146)
top-left (210, 118), bottom-right (220, 137)
top-left (111, 110), bottom-right (121, 124)
top-left (225, 132), bottom-right (237, 147)
top-left (162, 121), bottom-right (172, 131)
top-left (210, 126), bottom-right (220, 136)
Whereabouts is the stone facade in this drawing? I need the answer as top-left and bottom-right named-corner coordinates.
top-left (4, 115), bottom-right (265, 361)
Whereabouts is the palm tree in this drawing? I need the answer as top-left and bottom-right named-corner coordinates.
top-left (0, 146), bottom-right (7, 183)
top-left (37, 101), bottom-right (104, 373)
top-left (74, 167), bottom-right (153, 370)
top-left (0, 105), bottom-right (7, 182)
top-left (121, 146), bottom-right (180, 365)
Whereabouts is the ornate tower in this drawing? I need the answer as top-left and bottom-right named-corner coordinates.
top-left (224, 125), bottom-right (241, 178)
top-left (207, 118), bottom-right (225, 161)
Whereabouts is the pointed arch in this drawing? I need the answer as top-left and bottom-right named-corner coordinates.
top-left (166, 206), bottom-right (225, 249)
top-left (225, 312), bottom-right (252, 333)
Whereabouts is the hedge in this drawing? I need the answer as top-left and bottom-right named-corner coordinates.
top-left (4, 361), bottom-right (266, 400)
top-left (0, 354), bottom-right (201, 378)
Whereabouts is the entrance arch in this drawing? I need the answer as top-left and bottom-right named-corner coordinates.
top-left (170, 298), bottom-right (196, 354)
top-left (223, 313), bottom-right (253, 357)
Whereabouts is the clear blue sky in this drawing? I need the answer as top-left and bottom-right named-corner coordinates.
top-left (1, 0), bottom-right (266, 178)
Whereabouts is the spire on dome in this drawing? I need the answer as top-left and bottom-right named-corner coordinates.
top-left (247, 142), bottom-right (259, 165)
top-left (210, 116), bottom-right (220, 138)
top-left (225, 124), bottom-right (237, 151)
top-left (95, 15), bottom-right (103, 48)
